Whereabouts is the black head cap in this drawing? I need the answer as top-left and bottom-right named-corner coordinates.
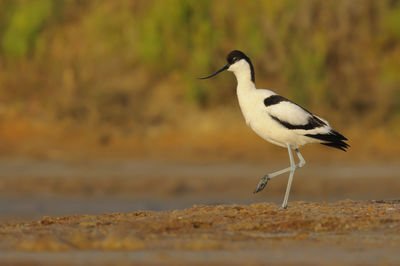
top-left (226, 50), bottom-right (255, 82)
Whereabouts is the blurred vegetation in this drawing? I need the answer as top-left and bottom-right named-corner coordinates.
top-left (0, 0), bottom-right (400, 135)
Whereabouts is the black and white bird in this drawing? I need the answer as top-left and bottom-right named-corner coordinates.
top-left (199, 50), bottom-right (349, 209)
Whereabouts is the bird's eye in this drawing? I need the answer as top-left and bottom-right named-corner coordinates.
top-left (232, 57), bottom-right (238, 62)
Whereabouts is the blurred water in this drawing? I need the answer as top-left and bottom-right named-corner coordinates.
top-left (0, 158), bottom-right (399, 222)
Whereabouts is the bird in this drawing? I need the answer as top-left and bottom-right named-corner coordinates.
top-left (199, 50), bottom-right (349, 209)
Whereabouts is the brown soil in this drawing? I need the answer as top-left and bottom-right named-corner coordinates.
top-left (1, 200), bottom-right (400, 265)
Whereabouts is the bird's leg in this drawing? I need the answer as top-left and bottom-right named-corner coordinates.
top-left (294, 148), bottom-right (306, 168)
top-left (280, 144), bottom-right (296, 209)
top-left (253, 148), bottom-right (306, 194)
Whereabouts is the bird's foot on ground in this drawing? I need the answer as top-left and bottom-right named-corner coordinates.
top-left (253, 175), bottom-right (270, 194)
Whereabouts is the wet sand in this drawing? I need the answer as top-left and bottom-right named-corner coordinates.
top-left (1, 200), bottom-right (400, 265)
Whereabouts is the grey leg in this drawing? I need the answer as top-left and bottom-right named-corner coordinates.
top-left (294, 148), bottom-right (306, 167)
top-left (281, 144), bottom-right (296, 209)
top-left (253, 147), bottom-right (306, 193)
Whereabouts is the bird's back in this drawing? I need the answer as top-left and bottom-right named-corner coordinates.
top-left (236, 87), bottom-right (349, 150)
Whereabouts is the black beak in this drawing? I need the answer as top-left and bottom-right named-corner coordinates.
top-left (198, 64), bottom-right (230, 79)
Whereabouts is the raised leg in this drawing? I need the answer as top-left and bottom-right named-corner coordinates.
top-left (281, 144), bottom-right (296, 209)
top-left (294, 148), bottom-right (306, 168)
top-left (253, 148), bottom-right (306, 193)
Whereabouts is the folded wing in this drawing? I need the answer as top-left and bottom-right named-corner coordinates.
top-left (264, 95), bottom-right (349, 151)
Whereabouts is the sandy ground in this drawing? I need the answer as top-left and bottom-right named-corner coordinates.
top-left (0, 159), bottom-right (399, 265)
top-left (0, 200), bottom-right (400, 265)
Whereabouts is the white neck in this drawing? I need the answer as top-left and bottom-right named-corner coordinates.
top-left (229, 60), bottom-right (255, 92)
top-left (230, 63), bottom-right (258, 127)
top-left (234, 71), bottom-right (255, 90)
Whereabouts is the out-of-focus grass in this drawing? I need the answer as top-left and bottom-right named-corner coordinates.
top-left (0, 0), bottom-right (399, 157)
top-left (1, 0), bottom-right (53, 58)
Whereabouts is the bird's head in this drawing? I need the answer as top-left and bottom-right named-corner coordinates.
top-left (199, 50), bottom-right (255, 82)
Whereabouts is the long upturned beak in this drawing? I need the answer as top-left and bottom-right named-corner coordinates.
top-left (198, 64), bottom-right (230, 79)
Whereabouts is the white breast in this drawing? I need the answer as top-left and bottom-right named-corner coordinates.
top-left (236, 85), bottom-right (284, 145)
top-left (236, 85), bottom-right (320, 148)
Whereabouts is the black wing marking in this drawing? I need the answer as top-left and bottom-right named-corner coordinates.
top-left (264, 95), bottom-right (327, 130)
top-left (270, 114), bottom-right (327, 130)
top-left (305, 130), bottom-right (350, 151)
top-left (263, 95), bottom-right (289, 107)
top-left (263, 95), bottom-right (349, 151)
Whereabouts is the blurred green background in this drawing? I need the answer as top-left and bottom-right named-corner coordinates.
top-left (0, 0), bottom-right (399, 160)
